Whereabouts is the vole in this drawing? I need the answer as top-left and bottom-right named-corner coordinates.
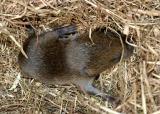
top-left (18, 24), bottom-right (134, 103)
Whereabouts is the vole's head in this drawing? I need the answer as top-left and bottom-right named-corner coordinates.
top-left (84, 28), bottom-right (135, 74)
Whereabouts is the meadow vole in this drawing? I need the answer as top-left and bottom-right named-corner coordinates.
top-left (18, 24), bottom-right (134, 103)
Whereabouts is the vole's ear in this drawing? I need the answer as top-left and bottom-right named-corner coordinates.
top-left (21, 16), bottom-right (37, 38)
top-left (52, 24), bottom-right (78, 38)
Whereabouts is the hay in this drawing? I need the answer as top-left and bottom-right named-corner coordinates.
top-left (0, 0), bottom-right (160, 113)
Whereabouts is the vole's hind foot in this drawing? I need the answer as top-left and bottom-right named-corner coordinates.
top-left (74, 77), bottom-right (120, 107)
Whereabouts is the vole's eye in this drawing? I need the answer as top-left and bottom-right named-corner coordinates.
top-left (110, 53), bottom-right (121, 63)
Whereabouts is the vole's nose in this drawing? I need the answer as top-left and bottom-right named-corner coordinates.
top-left (124, 43), bottom-right (134, 59)
top-left (127, 43), bottom-right (134, 52)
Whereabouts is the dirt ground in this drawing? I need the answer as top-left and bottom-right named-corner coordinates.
top-left (0, 0), bottom-right (160, 114)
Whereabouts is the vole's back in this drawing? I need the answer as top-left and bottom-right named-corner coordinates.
top-left (18, 25), bottom-right (78, 83)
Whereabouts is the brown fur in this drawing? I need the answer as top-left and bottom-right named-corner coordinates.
top-left (18, 25), bottom-right (134, 103)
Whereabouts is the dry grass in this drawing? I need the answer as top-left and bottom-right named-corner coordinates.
top-left (0, 0), bottom-right (160, 114)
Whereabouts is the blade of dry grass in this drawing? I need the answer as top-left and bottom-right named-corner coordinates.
top-left (146, 43), bottom-right (159, 57)
top-left (143, 61), bottom-right (157, 111)
top-left (0, 23), bottom-right (28, 58)
top-left (141, 61), bottom-right (147, 114)
top-left (132, 9), bottom-right (160, 16)
top-left (84, 0), bottom-right (127, 23)
top-left (152, 110), bottom-right (160, 114)
top-left (9, 73), bottom-right (21, 91)
top-left (87, 102), bottom-right (121, 114)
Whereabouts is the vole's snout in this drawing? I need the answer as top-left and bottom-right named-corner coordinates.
top-left (127, 43), bottom-right (134, 53)
top-left (124, 39), bottom-right (134, 59)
